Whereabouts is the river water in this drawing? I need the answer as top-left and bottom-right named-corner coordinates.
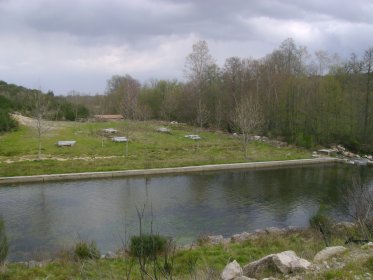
top-left (0, 163), bottom-right (372, 261)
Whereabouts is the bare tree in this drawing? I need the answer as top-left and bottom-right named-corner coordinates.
top-left (31, 90), bottom-right (50, 160)
top-left (363, 47), bottom-right (373, 141)
top-left (342, 176), bottom-right (373, 240)
top-left (234, 95), bottom-right (263, 158)
top-left (184, 40), bottom-right (216, 128)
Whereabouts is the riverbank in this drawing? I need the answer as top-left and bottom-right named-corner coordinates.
top-left (0, 157), bottom-right (340, 185)
top-left (1, 224), bottom-right (373, 280)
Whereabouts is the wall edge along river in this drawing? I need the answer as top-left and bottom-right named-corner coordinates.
top-left (0, 158), bottom-right (345, 185)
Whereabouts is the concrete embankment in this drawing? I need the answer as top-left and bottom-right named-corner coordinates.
top-left (0, 158), bottom-right (343, 185)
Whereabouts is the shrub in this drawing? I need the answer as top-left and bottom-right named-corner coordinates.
top-left (310, 210), bottom-right (332, 246)
top-left (0, 109), bottom-right (18, 133)
top-left (74, 241), bottom-right (100, 260)
top-left (129, 234), bottom-right (167, 259)
top-left (0, 218), bottom-right (8, 265)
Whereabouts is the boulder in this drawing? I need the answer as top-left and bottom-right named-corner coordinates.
top-left (243, 254), bottom-right (274, 277)
top-left (272, 251), bottom-right (311, 274)
top-left (221, 260), bottom-right (243, 280)
top-left (243, 251), bottom-right (311, 278)
top-left (233, 277), bottom-right (256, 280)
top-left (313, 246), bottom-right (347, 262)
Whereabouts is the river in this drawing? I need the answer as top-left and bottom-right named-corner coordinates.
top-left (0, 163), bottom-right (372, 261)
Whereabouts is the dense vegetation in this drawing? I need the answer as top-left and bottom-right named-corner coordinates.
top-left (0, 96), bottom-right (18, 133)
top-left (73, 38), bottom-right (372, 153)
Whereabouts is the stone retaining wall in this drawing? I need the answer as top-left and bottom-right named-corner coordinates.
top-left (0, 158), bottom-right (344, 185)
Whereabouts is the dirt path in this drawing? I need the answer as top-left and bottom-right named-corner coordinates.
top-left (11, 114), bottom-right (70, 130)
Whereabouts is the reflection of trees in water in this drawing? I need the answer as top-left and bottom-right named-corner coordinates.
top-left (3, 165), bottom-right (373, 261)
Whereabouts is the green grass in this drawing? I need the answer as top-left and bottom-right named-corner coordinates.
top-left (0, 120), bottom-right (311, 177)
top-left (1, 228), bottom-right (371, 280)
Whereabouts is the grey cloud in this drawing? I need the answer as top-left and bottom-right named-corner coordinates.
top-left (0, 0), bottom-right (373, 94)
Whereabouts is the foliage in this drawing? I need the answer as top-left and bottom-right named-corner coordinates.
top-left (129, 234), bottom-right (167, 259)
top-left (74, 241), bottom-right (100, 260)
top-left (0, 80), bottom-right (90, 122)
top-left (0, 217), bottom-right (8, 265)
top-left (0, 110), bottom-right (18, 133)
top-left (342, 177), bottom-right (373, 240)
top-left (3, 228), bottom-right (371, 279)
top-left (97, 40), bottom-right (373, 152)
top-left (309, 208), bottom-right (333, 246)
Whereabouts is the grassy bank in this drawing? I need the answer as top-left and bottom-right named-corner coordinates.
top-left (1, 227), bottom-right (373, 280)
top-left (0, 120), bottom-right (311, 177)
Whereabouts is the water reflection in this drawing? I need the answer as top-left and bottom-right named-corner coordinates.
top-left (0, 163), bottom-right (372, 261)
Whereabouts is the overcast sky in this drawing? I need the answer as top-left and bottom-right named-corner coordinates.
top-left (1, 0), bottom-right (372, 95)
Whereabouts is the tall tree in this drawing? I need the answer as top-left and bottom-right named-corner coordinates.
top-left (184, 40), bottom-right (216, 128)
top-left (363, 47), bottom-right (373, 141)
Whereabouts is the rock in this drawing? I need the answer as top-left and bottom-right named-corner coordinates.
top-left (231, 232), bottom-right (255, 242)
top-left (156, 127), bottom-right (171, 133)
top-left (27, 260), bottom-right (43, 268)
top-left (337, 145), bottom-right (346, 152)
top-left (361, 242), bottom-right (373, 249)
top-left (284, 226), bottom-right (300, 232)
top-left (254, 229), bottom-right (266, 235)
top-left (104, 251), bottom-right (117, 259)
top-left (233, 277), bottom-right (256, 280)
top-left (243, 251), bottom-right (310, 278)
top-left (221, 260), bottom-right (243, 280)
top-left (243, 254), bottom-right (274, 277)
top-left (265, 227), bottom-right (284, 234)
top-left (314, 246), bottom-right (347, 262)
top-left (206, 235), bottom-right (224, 245)
top-left (334, 222), bottom-right (355, 229)
top-left (272, 251), bottom-right (311, 274)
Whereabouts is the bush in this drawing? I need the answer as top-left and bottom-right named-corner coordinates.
top-left (129, 234), bottom-right (167, 259)
top-left (0, 109), bottom-right (18, 133)
top-left (0, 218), bottom-right (8, 265)
top-left (310, 210), bottom-right (332, 246)
top-left (74, 241), bottom-right (100, 260)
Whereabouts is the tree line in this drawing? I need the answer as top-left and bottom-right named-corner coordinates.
top-left (1, 38), bottom-right (372, 152)
top-left (97, 39), bottom-right (372, 152)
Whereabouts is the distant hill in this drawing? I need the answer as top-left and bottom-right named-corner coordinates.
top-left (0, 80), bottom-right (90, 131)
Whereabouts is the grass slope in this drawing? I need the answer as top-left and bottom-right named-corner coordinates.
top-left (0, 120), bottom-right (311, 177)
